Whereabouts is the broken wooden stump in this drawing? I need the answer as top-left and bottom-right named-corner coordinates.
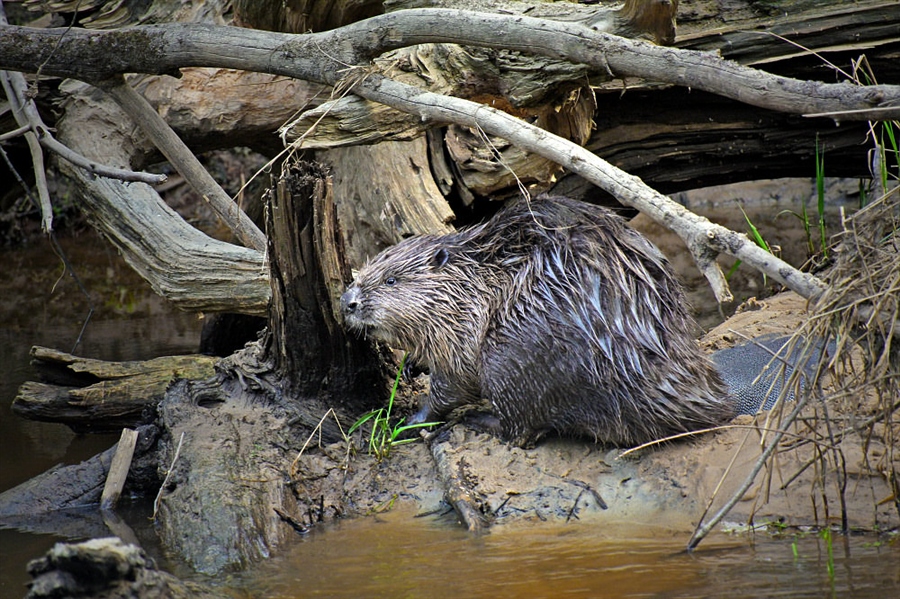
top-left (0, 425), bottom-right (160, 523)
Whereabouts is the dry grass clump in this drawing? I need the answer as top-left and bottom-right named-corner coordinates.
top-left (803, 186), bottom-right (900, 528)
top-left (689, 186), bottom-right (898, 549)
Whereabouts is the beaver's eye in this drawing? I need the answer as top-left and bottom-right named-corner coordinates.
top-left (385, 276), bottom-right (397, 286)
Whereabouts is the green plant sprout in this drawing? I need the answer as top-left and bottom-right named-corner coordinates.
top-left (348, 353), bottom-right (440, 461)
top-left (815, 135), bottom-right (829, 259)
top-left (819, 527), bottom-right (836, 581)
top-left (730, 205), bottom-right (775, 285)
top-left (852, 57), bottom-right (898, 207)
top-left (872, 119), bottom-right (899, 200)
top-left (777, 134), bottom-right (831, 260)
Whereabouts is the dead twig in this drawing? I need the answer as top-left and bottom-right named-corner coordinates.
top-left (0, 70), bottom-right (168, 233)
top-left (98, 75), bottom-right (267, 252)
top-left (152, 431), bottom-right (185, 521)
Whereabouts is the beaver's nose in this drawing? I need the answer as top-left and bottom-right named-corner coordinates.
top-left (340, 286), bottom-right (360, 314)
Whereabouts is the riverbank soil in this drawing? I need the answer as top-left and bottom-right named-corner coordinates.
top-left (291, 291), bottom-right (897, 538)
top-left (6, 290), bottom-right (895, 589)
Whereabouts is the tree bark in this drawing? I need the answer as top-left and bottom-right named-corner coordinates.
top-left (51, 82), bottom-right (271, 315)
top-left (11, 347), bottom-right (217, 433)
top-left (267, 159), bottom-right (389, 399)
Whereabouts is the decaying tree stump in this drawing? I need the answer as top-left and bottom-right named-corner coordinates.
top-left (267, 160), bottom-right (388, 400)
top-left (149, 160), bottom-right (390, 573)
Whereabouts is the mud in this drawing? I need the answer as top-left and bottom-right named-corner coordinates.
top-left (290, 293), bottom-right (897, 537)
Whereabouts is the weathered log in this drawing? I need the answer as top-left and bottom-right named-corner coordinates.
top-left (135, 67), bottom-right (325, 156)
top-left (99, 75), bottom-right (267, 251)
top-left (0, 425), bottom-right (160, 520)
top-left (0, 446), bottom-right (116, 518)
top-left (25, 538), bottom-right (221, 599)
top-left (2, 3), bottom-right (896, 314)
top-left (12, 346), bottom-right (217, 433)
top-left (555, 87), bottom-right (874, 200)
top-left (54, 83), bottom-right (270, 315)
top-left (318, 138), bottom-right (456, 263)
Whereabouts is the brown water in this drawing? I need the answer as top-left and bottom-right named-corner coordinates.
top-left (0, 230), bottom-right (202, 596)
top-left (234, 509), bottom-right (899, 599)
top-left (1, 181), bottom-right (895, 598)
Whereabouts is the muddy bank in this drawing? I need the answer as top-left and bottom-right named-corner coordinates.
top-left (292, 293), bottom-right (897, 537)
top-left (4, 292), bottom-right (894, 583)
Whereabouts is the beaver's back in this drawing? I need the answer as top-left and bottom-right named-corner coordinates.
top-left (343, 196), bottom-right (736, 447)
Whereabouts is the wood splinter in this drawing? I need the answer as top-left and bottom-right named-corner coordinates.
top-left (100, 428), bottom-right (139, 512)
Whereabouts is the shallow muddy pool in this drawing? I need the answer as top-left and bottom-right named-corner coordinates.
top-left (1, 180), bottom-right (894, 598)
top-left (227, 508), bottom-right (898, 599)
top-left (0, 230), bottom-right (203, 595)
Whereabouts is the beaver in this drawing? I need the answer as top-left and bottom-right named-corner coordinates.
top-left (340, 196), bottom-right (737, 447)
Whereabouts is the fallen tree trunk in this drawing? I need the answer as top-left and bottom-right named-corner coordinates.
top-left (54, 82), bottom-right (271, 315)
top-left (12, 347), bottom-right (216, 433)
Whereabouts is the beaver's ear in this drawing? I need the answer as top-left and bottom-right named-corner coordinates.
top-left (430, 247), bottom-right (450, 269)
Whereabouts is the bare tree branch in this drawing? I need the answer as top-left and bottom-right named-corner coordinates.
top-left (345, 72), bottom-right (829, 301)
top-left (1, 8), bottom-right (887, 301)
top-left (1, 10), bottom-right (898, 118)
top-left (0, 9), bottom-right (166, 226)
top-left (1, 69), bottom-right (171, 189)
top-left (98, 76), bottom-right (267, 252)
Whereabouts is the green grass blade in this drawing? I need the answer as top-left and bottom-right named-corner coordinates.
top-left (348, 410), bottom-right (380, 435)
top-left (815, 135), bottom-right (828, 258)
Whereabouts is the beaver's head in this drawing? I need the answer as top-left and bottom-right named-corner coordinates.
top-left (340, 235), bottom-right (484, 369)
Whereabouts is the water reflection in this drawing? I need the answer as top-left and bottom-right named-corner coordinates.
top-left (0, 230), bottom-right (202, 595)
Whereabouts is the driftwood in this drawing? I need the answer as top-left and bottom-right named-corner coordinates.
top-left (3, 3), bottom-right (897, 310)
top-left (100, 429), bottom-right (140, 511)
top-left (0, 425), bottom-right (160, 520)
top-left (3, 5), bottom-right (898, 309)
top-left (25, 538), bottom-right (221, 599)
top-left (99, 75), bottom-right (267, 251)
top-left (12, 346), bottom-right (217, 433)
top-left (54, 83), bottom-right (271, 315)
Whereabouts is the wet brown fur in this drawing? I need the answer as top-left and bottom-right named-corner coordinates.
top-left (341, 196), bottom-right (735, 447)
